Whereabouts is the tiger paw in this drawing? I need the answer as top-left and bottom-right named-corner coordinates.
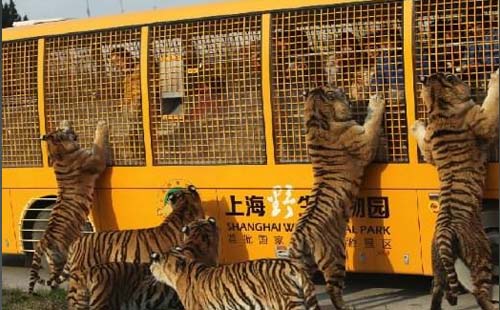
top-left (368, 93), bottom-right (385, 113)
top-left (411, 120), bottom-right (426, 138)
top-left (445, 292), bottom-right (458, 306)
top-left (96, 120), bottom-right (109, 134)
top-left (96, 120), bottom-right (107, 129)
top-left (488, 69), bottom-right (499, 92)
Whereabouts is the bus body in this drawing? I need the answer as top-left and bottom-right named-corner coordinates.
top-left (2, 0), bottom-right (498, 276)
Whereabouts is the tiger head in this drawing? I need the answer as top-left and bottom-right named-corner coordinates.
top-left (420, 73), bottom-right (474, 119)
top-left (181, 217), bottom-right (219, 266)
top-left (150, 247), bottom-right (189, 288)
top-left (41, 120), bottom-right (79, 161)
top-left (166, 185), bottom-right (205, 219)
top-left (303, 85), bottom-right (352, 133)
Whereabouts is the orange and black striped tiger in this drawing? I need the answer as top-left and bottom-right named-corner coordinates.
top-left (150, 247), bottom-right (320, 310)
top-left (63, 185), bottom-right (204, 309)
top-left (81, 217), bottom-right (219, 310)
top-left (28, 120), bottom-right (108, 294)
top-left (412, 69), bottom-right (498, 310)
top-left (288, 86), bottom-right (385, 310)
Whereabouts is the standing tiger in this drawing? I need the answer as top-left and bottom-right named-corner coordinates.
top-left (63, 185), bottom-right (204, 309)
top-left (28, 120), bottom-right (108, 294)
top-left (81, 217), bottom-right (219, 310)
top-left (288, 86), bottom-right (385, 310)
top-left (150, 247), bottom-right (320, 310)
top-left (412, 69), bottom-right (499, 310)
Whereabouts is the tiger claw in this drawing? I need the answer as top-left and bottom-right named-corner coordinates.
top-left (368, 93), bottom-right (385, 112)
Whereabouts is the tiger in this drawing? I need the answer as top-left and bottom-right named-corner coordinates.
top-left (63, 185), bottom-right (205, 309)
top-left (412, 69), bottom-right (499, 310)
top-left (149, 247), bottom-right (320, 310)
top-left (28, 120), bottom-right (108, 294)
top-left (81, 217), bottom-right (219, 310)
top-left (288, 86), bottom-right (385, 310)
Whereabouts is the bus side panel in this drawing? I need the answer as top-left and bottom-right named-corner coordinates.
top-left (2, 189), bottom-right (19, 254)
top-left (346, 190), bottom-right (423, 275)
top-left (8, 189), bottom-right (58, 254)
top-left (417, 190), bottom-right (499, 276)
top-left (217, 188), bottom-right (423, 274)
top-left (94, 188), bottom-right (220, 231)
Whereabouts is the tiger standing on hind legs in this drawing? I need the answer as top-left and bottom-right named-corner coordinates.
top-left (28, 120), bottom-right (108, 294)
top-left (412, 69), bottom-right (499, 310)
top-left (288, 86), bottom-right (385, 310)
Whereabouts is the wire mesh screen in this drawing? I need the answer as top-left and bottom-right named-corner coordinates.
top-left (414, 0), bottom-right (499, 161)
top-left (271, 2), bottom-right (407, 163)
top-left (44, 28), bottom-right (145, 166)
top-left (149, 15), bottom-right (266, 165)
top-left (2, 40), bottom-right (42, 167)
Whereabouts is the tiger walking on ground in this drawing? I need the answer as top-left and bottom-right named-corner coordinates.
top-left (150, 247), bottom-right (320, 310)
top-left (288, 86), bottom-right (385, 310)
top-left (28, 120), bottom-right (108, 294)
top-left (63, 186), bottom-right (204, 309)
top-left (412, 69), bottom-right (499, 310)
top-left (82, 217), bottom-right (219, 310)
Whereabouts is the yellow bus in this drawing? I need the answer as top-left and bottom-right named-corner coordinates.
top-left (2, 0), bottom-right (498, 276)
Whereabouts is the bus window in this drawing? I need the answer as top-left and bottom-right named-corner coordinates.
top-left (414, 0), bottom-right (499, 161)
top-left (44, 29), bottom-right (146, 166)
top-left (149, 16), bottom-right (265, 165)
top-left (271, 2), bottom-right (407, 164)
top-left (2, 40), bottom-right (42, 167)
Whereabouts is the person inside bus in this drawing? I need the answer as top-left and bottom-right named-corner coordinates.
top-left (109, 47), bottom-right (142, 162)
top-left (110, 47), bottom-right (142, 112)
top-left (350, 29), bottom-right (376, 102)
top-left (461, 15), bottom-right (499, 85)
top-left (368, 31), bottom-right (404, 98)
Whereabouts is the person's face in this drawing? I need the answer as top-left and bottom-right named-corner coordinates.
top-left (110, 54), bottom-right (126, 70)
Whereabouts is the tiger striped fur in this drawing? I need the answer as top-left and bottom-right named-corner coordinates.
top-left (81, 217), bottom-right (219, 310)
top-left (85, 263), bottom-right (182, 310)
top-left (288, 86), bottom-right (385, 310)
top-left (28, 120), bottom-right (108, 294)
top-left (150, 247), bottom-right (320, 310)
top-left (412, 69), bottom-right (499, 310)
top-left (64, 185), bottom-right (204, 310)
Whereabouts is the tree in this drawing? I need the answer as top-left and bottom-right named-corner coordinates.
top-left (2, 0), bottom-right (28, 28)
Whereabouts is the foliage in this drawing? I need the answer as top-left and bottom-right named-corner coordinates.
top-left (2, 0), bottom-right (28, 28)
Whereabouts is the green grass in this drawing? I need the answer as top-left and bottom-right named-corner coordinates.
top-left (2, 288), bottom-right (67, 310)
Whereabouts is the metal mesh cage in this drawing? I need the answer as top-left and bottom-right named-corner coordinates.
top-left (2, 40), bottom-right (42, 167)
top-left (149, 15), bottom-right (266, 165)
top-left (414, 0), bottom-right (499, 161)
top-left (271, 1), bottom-right (407, 163)
top-left (44, 28), bottom-right (145, 166)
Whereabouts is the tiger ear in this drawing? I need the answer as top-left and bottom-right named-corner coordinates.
top-left (175, 255), bottom-right (187, 272)
top-left (187, 185), bottom-right (197, 192)
top-left (181, 226), bottom-right (189, 235)
top-left (208, 217), bottom-right (216, 225)
top-left (150, 252), bottom-right (161, 263)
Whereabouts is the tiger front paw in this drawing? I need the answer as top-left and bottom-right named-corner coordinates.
top-left (96, 120), bottom-right (108, 134)
top-left (411, 120), bottom-right (426, 138)
top-left (488, 69), bottom-right (499, 92)
top-left (97, 120), bottom-right (107, 128)
top-left (368, 93), bottom-right (386, 115)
